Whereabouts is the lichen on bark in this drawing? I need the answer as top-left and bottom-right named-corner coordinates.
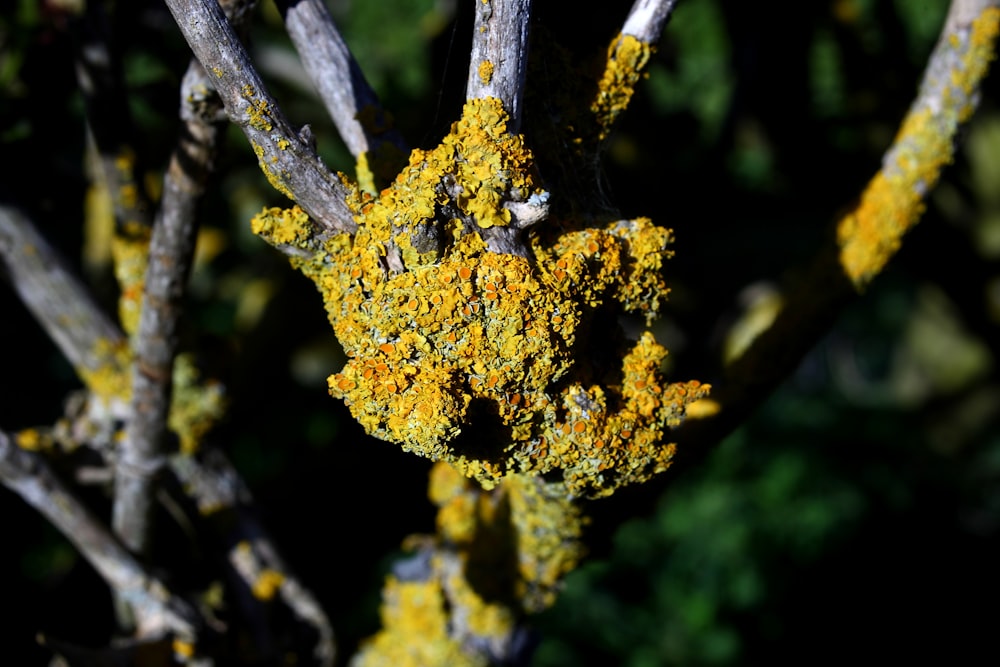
top-left (252, 96), bottom-right (708, 498)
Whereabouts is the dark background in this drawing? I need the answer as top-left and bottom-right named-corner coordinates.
top-left (2, 0), bottom-right (999, 663)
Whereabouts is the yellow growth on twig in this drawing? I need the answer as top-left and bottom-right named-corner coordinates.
top-left (838, 8), bottom-right (1000, 288)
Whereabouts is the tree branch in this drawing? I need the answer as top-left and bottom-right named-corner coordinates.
top-left (0, 428), bottom-right (200, 640)
top-left (113, 62), bottom-right (228, 560)
top-left (113, 0), bottom-right (251, 569)
top-left (466, 0), bottom-right (533, 133)
top-left (0, 205), bottom-right (128, 390)
top-left (621, 0), bottom-right (681, 44)
top-left (274, 0), bottom-right (407, 162)
top-left (670, 0), bottom-right (1000, 467)
top-left (163, 0), bottom-right (357, 234)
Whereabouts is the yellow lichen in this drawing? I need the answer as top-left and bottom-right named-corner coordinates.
top-left (242, 85), bottom-right (274, 132)
top-left (838, 7), bottom-right (1000, 287)
top-left (251, 569), bottom-right (285, 601)
top-left (15, 428), bottom-right (50, 452)
top-left (250, 141), bottom-right (295, 202)
top-left (172, 639), bottom-right (196, 659)
top-left (478, 60), bottom-right (494, 85)
top-left (353, 577), bottom-right (484, 667)
top-left (111, 220), bottom-right (151, 337)
top-left (592, 33), bottom-right (652, 141)
top-left (255, 97), bottom-right (707, 497)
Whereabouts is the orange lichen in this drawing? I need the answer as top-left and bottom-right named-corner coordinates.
top-left (838, 7), bottom-right (1000, 287)
top-left (252, 97), bottom-right (707, 497)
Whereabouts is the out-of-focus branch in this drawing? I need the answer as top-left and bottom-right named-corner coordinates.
top-left (621, 0), bottom-right (681, 43)
top-left (74, 1), bottom-right (154, 234)
top-left (163, 0), bottom-right (356, 234)
top-left (113, 0), bottom-right (253, 569)
top-left (171, 449), bottom-right (336, 666)
top-left (113, 61), bottom-right (229, 560)
top-left (669, 0), bottom-right (1000, 467)
top-left (274, 0), bottom-right (407, 169)
top-left (466, 0), bottom-right (533, 133)
top-left (0, 429), bottom-right (200, 640)
top-left (0, 205), bottom-right (128, 393)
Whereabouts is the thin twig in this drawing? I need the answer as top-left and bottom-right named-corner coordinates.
top-left (74, 1), bottom-right (154, 233)
top-left (274, 0), bottom-right (407, 161)
top-left (621, 0), bottom-right (681, 44)
top-left (669, 0), bottom-right (1000, 469)
top-left (163, 0), bottom-right (356, 234)
top-left (0, 429), bottom-right (200, 639)
top-left (113, 0), bottom-right (253, 568)
top-left (466, 0), bottom-right (533, 133)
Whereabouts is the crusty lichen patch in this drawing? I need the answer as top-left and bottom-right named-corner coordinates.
top-left (252, 97), bottom-right (707, 497)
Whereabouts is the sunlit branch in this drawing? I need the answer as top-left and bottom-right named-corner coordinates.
top-left (114, 0), bottom-right (253, 571)
top-left (274, 0), bottom-right (407, 164)
top-left (622, 0), bottom-right (682, 43)
top-left (466, 0), bottom-right (533, 133)
top-left (163, 0), bottom-right (356, 234)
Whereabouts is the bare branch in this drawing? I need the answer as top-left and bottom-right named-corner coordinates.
top-left (0, 205), bottom-right (127, 384)
top-left (0, 429), bottom-right (200, 639)
top-left (466, 0), bottom-right (533, 132)
top-left (621, 0), bottom-right (681, 44)
top-left (163, 0), bottom-right (357, 234)
top-left (274, 0), bottom-right (407, 161)
top-left (669, 0), bottom-right (1000, 468)
top-left (113, 0), bottom-right (251, 568)
top-left (114, 67), bottom-right (226, 559)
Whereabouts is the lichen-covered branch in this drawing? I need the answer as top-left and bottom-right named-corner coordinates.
top-left (255, 97), bottom-right (706, 498)
top-left (466, 0), bottom-right (533, 133)
top-left (0, 205), bottom-right (129, 395)
top-left (353, 463), bottom-right (586, 666)
top-left (171, 449), bottom-right (336, 666)
top-left (73, 1), bottom-right (156, 335)
top-left (274, 0), bottom-right (408, 192)
top-left (670, 0), bottom-right (1000, 466)
top-left (622, 0), bottom-right (681, 44)
top-left (0, 428), bottom-right (200, 640)
top-left (837, 0), bottom-right (1000, 288)
top-left (163, 0), bottom-right (356, 234)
